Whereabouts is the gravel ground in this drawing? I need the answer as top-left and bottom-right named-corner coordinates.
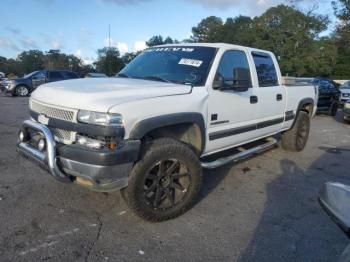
top-left (0, 94), bottom-right (349, 262)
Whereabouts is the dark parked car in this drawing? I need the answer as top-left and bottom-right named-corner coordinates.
top-left (314, 78), bottom-right (341, 116)
top-left (1, 70), bottom-right (79, 97)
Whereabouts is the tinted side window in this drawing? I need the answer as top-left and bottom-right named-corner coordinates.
top-left (33, 71), bottom-right (47, 79)
top-left (252, 52), bottom-right (278, 87)
top-left (215, 50), bottom-right (251, 88)
top-left (62, 71), bottom-right (78, 79)
top-left (48, 71), bottom-right (64, 82)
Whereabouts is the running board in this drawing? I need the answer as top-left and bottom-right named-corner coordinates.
top-left (201, 137), bottom-right (278, 169)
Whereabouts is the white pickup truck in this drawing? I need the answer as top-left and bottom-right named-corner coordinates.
top-left (17, 43), bottom-right (317, 221)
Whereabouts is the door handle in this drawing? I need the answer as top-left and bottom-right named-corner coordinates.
top-left (276, 94), bottom-right (283, 101)
top-left (250, 96), bottom-right (258, 104)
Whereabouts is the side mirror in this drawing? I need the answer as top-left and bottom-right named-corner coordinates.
top-left (319, 182), bottom-right (350, 238)
top-left (232, 67), bottom-right (251, 92)
top-left (213, 68), bottom-right (251, 92)
top-left (213, 74), bottom-right (224, 90)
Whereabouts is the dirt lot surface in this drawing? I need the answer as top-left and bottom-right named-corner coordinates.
top-left (0, 94), bottom-right (349, 261)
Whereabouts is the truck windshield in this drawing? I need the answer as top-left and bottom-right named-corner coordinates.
top-left (118, 46), bottom-right (217, 86)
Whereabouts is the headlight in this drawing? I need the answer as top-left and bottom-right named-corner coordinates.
top-left (77, 110), bottom-right (123, 126)
top-left (3, 80), bottom-right (12, 89)
top-left (345, 103), bottom-right (350, 109)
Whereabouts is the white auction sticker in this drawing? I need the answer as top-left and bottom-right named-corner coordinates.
top-left (178, 58), bottom-right (203, 67)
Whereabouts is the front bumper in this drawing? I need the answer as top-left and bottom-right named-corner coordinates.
top-left (17, 120), bottom-right (140, 192)
top-left (344, 108), bottom-right (350, 120)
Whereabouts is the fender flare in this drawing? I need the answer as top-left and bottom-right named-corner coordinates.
top-left (129, 112), bottom-right (206, 153)
top-left (291, 97), bottom-right (315, 128)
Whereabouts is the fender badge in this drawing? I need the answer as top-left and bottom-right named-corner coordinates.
top-left (38, 114), bottom-right (49, 125)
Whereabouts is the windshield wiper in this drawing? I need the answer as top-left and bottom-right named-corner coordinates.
top-left (117, 73), bottom-right (130, 78)
top-left (143, 75), bottom-right (172, 83)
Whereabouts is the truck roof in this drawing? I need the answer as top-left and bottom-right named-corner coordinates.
top-left (153, 43), bottom-right (275, 56)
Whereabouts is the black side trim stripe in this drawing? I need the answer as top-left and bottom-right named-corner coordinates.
top-left (209, 124), bottom-right (256, 141)
top-left (257, 117), bottom-right (284, 129)
top-left (210, 120), bottom-right (229, 126)
top-left (209, 111), bottom-right (294, 141)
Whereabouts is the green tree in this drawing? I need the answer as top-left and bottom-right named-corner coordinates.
top-left (220, 16), bottom-right (255, 46)
top-left (95, 47), bottom-right (124, 76)
top-left (17, 50), bottom-right (45, 74)
top-left (122, 51), bottom-right (141, 64)
top-left (332, 0), bottom-right (350, 78)
top-left (146, 35), bottom-right (178, 47)
top-left (191, 16), bottom-right (223, 42)
top-left (252, 5), bottom-right (331, 76)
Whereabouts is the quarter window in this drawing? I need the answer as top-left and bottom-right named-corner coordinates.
top-left (252, 52), bottom-right (278, 87)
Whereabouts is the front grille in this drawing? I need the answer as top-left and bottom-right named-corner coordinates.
top-left (30, 99), bottom-right (77, 122)
top-left (51, 128), bottom-right (76, 144)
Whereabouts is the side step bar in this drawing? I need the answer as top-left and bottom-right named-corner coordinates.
top-left (201, 137), bottom-right (278, 169)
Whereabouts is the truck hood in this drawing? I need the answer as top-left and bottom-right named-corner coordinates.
top-left (31, 78), bottom-right (192, 112)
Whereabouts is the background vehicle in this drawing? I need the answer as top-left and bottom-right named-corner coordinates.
top-left (0, 77), bottom-right (7, 90)
top-left (313, 78), bottom-right (341, 116)
top-left (343, 99), bottom-right (350, 123)
top-left (340, 81), bottom-right (350, 105)
top-left (85, 72), bottom-right (108, 78)
top-left (17, 43), bottom-right (317, 221)
top-left (319, 182), bottom-right (350, 262)
top-left (2, 70), bottom-right (79, 97)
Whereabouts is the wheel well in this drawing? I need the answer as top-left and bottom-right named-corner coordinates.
top-left (143, 123), bottom-right (203, 155)
top-left (300, 103), bottom-right (313, 117)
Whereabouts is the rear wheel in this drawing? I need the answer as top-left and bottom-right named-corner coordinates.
top-left (122, 138), bottom-right (202, 222)
top-left (281, 111), bottom-right (310, 152)
top-left (14, 85), bottom-right (29, 97)
top-left (328, 101), bottom-right (338, 116)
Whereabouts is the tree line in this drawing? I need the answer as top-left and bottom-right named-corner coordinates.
top-left (0, 1), bottom-right (349, 79)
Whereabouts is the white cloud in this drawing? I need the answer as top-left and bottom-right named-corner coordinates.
top-left (134, 41), bottom-right (147, 52)
top-left (19, 36), bottom-right (38, 49)
top-left (103, 38), bottom-right (129, 54)
top-left (0, 37), bottom-right (21, 52)
top-left (183, 0), bottom-right (326, 15)
top-left (75, 49), bottom-right (83, 57)
top-left (117, 42), bottom-right (129, 54)
top-left (82, 57), bottom-right (95, 65)
top-left (51, 40), bottom-right (62, 49)
top-left (75, 49), bottom-right (95, 65)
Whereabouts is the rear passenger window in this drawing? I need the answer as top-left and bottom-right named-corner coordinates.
top-left (252, 52), bottom-right (278, 87)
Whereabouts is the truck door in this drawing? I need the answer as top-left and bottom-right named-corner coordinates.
top-left (251, 52), bottom-right (286, 137)
top-left (317, 80), bottom-right (339, 109)
top-left (32, 71), bottom-right (47, 90)
top-left (206, 50), bottom-right (259, 154)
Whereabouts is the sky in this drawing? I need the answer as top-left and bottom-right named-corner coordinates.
top-left (0, 0), bottom-right (334, 64)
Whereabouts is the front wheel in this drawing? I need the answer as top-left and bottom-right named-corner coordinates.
top-left (122, 138), bottom-right (202, 222)
top-left (281, 111), bottom-right (310, 152)
top-left (14, 85), bottom-right (30, 97)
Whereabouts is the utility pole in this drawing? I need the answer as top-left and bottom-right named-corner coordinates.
top-left (108, 24), bottom-right (111, 77)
